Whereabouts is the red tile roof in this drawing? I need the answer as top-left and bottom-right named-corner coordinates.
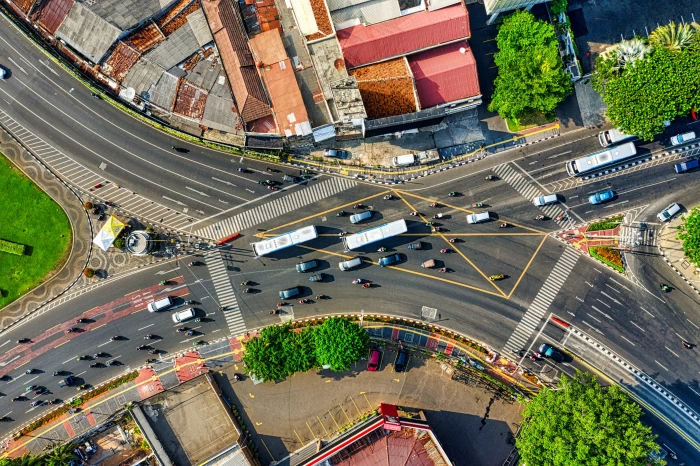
top-left (337, 4), bottom-right (470, 69)
top-left (202, 0), bottom-right (271, 123)
top-left (35, 0), bottom-right (73, 34)
top-left (408, 41), bottom-right (480, 108)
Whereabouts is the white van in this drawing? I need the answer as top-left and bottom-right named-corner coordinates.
top-left (466, 212), bottom-right (491, 224)
top-left (670, 131), bottom-right (696, 146)
top-left (392, 154), bottom-right (416, 167)
top-left (350, 211), bottom-right (372, 224)
top-left (148, 297), bottom-right (173, 313)
top-left (172, 308), bottom-right (196, 323)
top-left (598, 129), bottom-right (634, 147)
top-left (339, 257), bottom-right (362, 271)
top-left (533, 193), bottom-right (559, 206)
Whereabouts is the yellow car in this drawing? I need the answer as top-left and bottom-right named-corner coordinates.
top-left (489, 274), bottom-right (505, 281)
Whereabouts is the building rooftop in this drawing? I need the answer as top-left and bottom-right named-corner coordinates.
top-left (249, 30), bottom-right (311, 137)
top-left (56, 2), bottom-right (121, 63)
top-left (202, 93), bottom-right (240, 132)
top-left (330, 0), bottom-right (401, 30)
top-left (150, 71), bottom-right (179, 109)
top-left (202, 0), bottom-right (272, 123)
top-left (173, 81), bottom-right (208, 119)
top-left (408, 41), bottom-right (480, 108)
top-left (12, 0), bottom-right (36, 14)
top-left (304, 0), bottom-right (334, 41)
top-left (101, 41), bottom-right (142, 83)
top-left (427, 0), bottom-right (460, 11)
top-left (349, 58), bottom-right (416, 119)
top-left (122, 57), bottom-right (166, 98)
top-left (144, 22), bottom-right (200, 71)
top-left (329, 76), bottom-right (367, 122)
top-left (35, 0), bottom-right (73, 35)
top-left (337, 4), bottom-right (470, 68)
top-left (124, 20), bottom-right (165, 53)
top-left (187, 8), bottom-right (214, 47)
top-left (185, 57), bottom-right (223, 91)
top-left (308, 37), bottom-right (348, 101)
top-left (79, 0), bottom-right (165, 31)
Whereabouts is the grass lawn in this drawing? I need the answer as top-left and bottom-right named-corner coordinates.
top-left (0, 154), bottom-right (72, 309)
top-left (505, 111), bottom-right (556, 132)
top-left (588, 216), bottom-right (623, 232)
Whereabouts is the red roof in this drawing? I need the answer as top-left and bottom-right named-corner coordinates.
top-left (408, 41), bottom-right (480, 108)
top-left (337, 5), bottom-right (470, 69)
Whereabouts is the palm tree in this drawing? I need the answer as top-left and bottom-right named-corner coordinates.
top-left (43, 443), bottom-right (77, 466)
top-left (604, 38), bottom-right (651, 72)
top-left (649, 22), bottom-right (696, 51)
top-left (13, 454), bottom-right (41, 466)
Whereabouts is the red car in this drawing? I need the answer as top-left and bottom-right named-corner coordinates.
top-left (367, 348), bottom-right (382, 371)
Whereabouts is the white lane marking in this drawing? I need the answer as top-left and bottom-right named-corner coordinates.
top-left (605, 284), bottom-right (620, 294)
top-left (640, 307), bottom-right (654, 317)
top-left (609, 278), bottom-right (631, 291)
top-left (586, 314), bottom-right (601, 323)
top-left (620, 335), bottom-right (636, 346)
top-left (138, 324), bottom-right (154, 331)
top-left (6, 57), bottom-right (27, 74)
top-left (595, 299), bottom-right (611, 309)
top-left (617, 177), bottom-right (677, 196)
top-left (655, 360), bottom-right (669, 371)
top-left (547, 151), bottom-right (571, 159)
top-left (575, 296), bottom-right (584, 302)
top-left (631, 321), bottom-right (645, 332)
top-left (0, 355), bottom-right (20, 367)
top-left (687, 319), bottom-right (699, 330)
top-left (663, 347), bottom-right (680, 358)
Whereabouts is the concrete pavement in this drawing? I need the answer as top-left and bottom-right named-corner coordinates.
top-left (657, 208), bottom-right (700, 295)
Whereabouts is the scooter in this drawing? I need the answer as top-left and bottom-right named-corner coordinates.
top-left (378, 247), bottom-right (387, 252)
top-left (177, 327), bottom-right (187, 332)
top-left (336, 211), bottom-right (346, 217)
top-left (241, 281), bottom-right (251, 286)
top-left (472, 203), bottom-right (483, 208)
top-left (352, 279), bottom-right (363, 284)
top-left (535, 215), bottom-right (546, 221)
top-left (410, 212), bottom-right (418, 216)
top-left (432, 213), bottom-right (443, 219)
top-left (353, 204), bottom-right (364, 209)
top-left (500, 223), bottom-right (508, 228)
top-left (449, 192), bottom-right (457, 197)
top-left (383, 194), bottom-right (393, 200)
top-left (439, 248), bottom-right (450, 254)
top-left (438, 268), bottom-right (447, 273)
top-left (299, 299), bottom-right (310, 304)
top-left (485, 175), bottom-right (496, 181)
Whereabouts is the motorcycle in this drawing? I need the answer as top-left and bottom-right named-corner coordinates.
top-left (353, 204), bottom-right (364, 209)
top-left (448, 238), bottom-right (458, 243)
top-left (449, 192), bottom-right (457, 197)
top-left (682, 341), bottom-right (693, 349)
top-left (432, 213), bottom-right (443, 219)
top-left (194, 318), bottom-right (201, 323)
top-left (429, 203), bottom-right (438, 208)
top-left (148, 350), bottom-right (158, 355)
top-left (67, 328), bottom-right (79, 333)
top-left (53, 371), bottom-right (61, 376)
top-left (500, 223), bottom-right (508, 228)
top-left (316, 295), bottom-right (327, 300)
top-left (485, 175), bottom-right (496, 181)
top-left (106, 361), bottom-right (115, 366)
top-left (110, 336), bottom-right (120, 341)
top-left (299, 299), bottom-right (310, 304)
top-left (89, 363), bottom-right (99, 368)
top-left (362, 283), bottom-right (371, 288)
top-left (410, 211), bottom-right (418, 216)
top-left (426, 222), bottom-right (435, 227)
top-left (431, 226), bottom-right (442, 233)
top-left (242, 288), bottom-right (250, 294)
top-left (233, 373), bottom-right (242, 381)
top-left (26, 385), bottom-right (38, 392)
top-left (383, 194), bottom-right (393, 200)
top-left (472, 203), bottom-right (483, 208)
top-left (17, 338), bottom-right (30, 344)
top-left (660, 283), bottom-right (670, 293)
top-left (270, 309), bottom-right (280, 315)
top-left (535, 215), bottom-right (546, 221)
top-left (77, 356), bottom-right (86, 361)
top-left (338, 231), bottom-right (349, 237)
top-left (378, 247), bottom-right (387, 252)
top-left (136, 345), bottom-right (147, 351)
top-left (267, 185), bottom-right (279, 191)
top-left (187, 330), bottom-right (195, 336)
top-left (25, 369), bottom-right (36, 374)
top-left (241, 281), bottom-right (251, 286)
top-left (193, 341), bottom-right (205, 346)
top-left (439, 248), bottom-right (450, 254)
top-left (336, 211), bottom-right (346, 217)
top-left (76, 318), bottom-right (87, 324)
top-left (144, 335), bottom-right (154, 340)
top-left (177, 327), bottom-right (187, 333)
top-left (352, 279), bottom-right (363, 284)
top-left (188, 262), bottom-right (195, 266)
top-left (145, 359), bottom-right (157, 364)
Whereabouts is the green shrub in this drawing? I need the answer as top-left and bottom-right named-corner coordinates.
top-left (0, 239), bottom-right (25, 256)
top-left (113, 237), bottom-right (124, 249)
top-left (587, 216), bottom-right (623, 232)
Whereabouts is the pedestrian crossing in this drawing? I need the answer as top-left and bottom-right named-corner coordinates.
top-left (195, 177), bottom-right (357, 240)
top-left (206, 249), bottom-right (246, 336)
top-left (494, 164), bottom-right (576, 230)
top-left (619, 224), bottom-right (657, 247)
top-left (503, 248), bottom-right (579, 354)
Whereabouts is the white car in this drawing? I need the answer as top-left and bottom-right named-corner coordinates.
top-left (533, 193), bottom-right (559, 206)
top-left (657, 203), bottom-right (681, 222)
top-left (172, 308), bottom-right (196, 323)
top-left (0, 68), bottom-right (5, 79)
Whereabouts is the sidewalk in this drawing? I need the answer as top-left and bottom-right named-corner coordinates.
top-left (657, 215), bottom-right (700, 295)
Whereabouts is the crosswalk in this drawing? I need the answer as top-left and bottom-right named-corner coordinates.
top-left (619, 224), bottom-right (657, 247)
top-left (194, 177), bottom-right (357, 240)
top-left (494, 164), bottom-right (576, 230)
top-left (206, 250), bottom-right (246, 336)
top-left (503, 248), bottom-right (579, 354)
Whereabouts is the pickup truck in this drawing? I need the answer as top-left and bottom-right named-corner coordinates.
top-left (674, 159), bottom-right (699, 173)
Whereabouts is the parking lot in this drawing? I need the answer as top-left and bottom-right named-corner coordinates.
top-left (214, 347), bottom-right (524, 466)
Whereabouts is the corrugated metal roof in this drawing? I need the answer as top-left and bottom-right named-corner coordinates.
top-left (201, 93), bottom-right (239, 132)
top-left (185, 58), bottom-right (222, 91)
top-left (150, 71), bottom-right (179, 109)
top-left (56, 2), bottom-right (121, 63)
top-left (337, 4), bottom-right (469, 68)
top-left (144, 22), bottom-right (199, 71)
top-left (124, 21), bottom-right (165, 53)
top-left (101, 41), bottom-right (142, 82)
top-left (187, 9), bottom-right (214, 47)
top-left (173, 81), bottom-right (208, 119)
top-left (330, 0), bottom-right (401, 28)
top-left (78, 0), bottom-right (163, 30)
top-left (122, 57), bottom-right (166, 97)
top-left (12, 0), bottom-right (36, 14)
top-left (408, 41), bottom-right (480, 108)
top-left (427, 0), bottom-right (460, 11)
top-left (35, 0), bottom-right (74, 35)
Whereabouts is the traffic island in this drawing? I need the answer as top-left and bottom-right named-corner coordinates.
top-left (555, 216), bottom-right (626, 274)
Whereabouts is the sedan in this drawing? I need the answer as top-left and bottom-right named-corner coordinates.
top-left (588, 189), bottom-right (614, 205)
top-left (309, 273), bottom-right (325, 282)
top-left (378, 254), bottom-right (401, 267)
top-left (538, 343), bottom-right (565, 363)
top-left (323, 149), bottom-right (350, 159)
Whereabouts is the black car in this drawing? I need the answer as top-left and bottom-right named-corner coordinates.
top-left (309, 273), bottom-right (325, 282)
top-left (393, 349), bottom-right (409, 373)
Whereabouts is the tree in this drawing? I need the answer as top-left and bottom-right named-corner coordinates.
top-left (242, 324), bottom-right (291, 382)
top-left (283, 325), bottom-right (317, 374)
top-left (649, 22), bottom-right (697, 52)
top-left (44, 443), bottom-right (77, 466)
top-left (488, 10), bottom-right (572, 121)
top-left (83, 201), bottom-right (93, 210)
top-left (83, 268), bottom-right (95, 278)
top-left (314, 318), bottom-right (368, 372)
top-left (549, 0), bottom-right (567, 15)
top-left (611, 39), bottom-right (652, 71)
top-left (517, 371), bottom-right (661, 466)
top-left (678, 206), bottom-right (700, 266)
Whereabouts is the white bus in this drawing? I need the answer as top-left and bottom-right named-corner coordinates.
top-left (342, 220), bottom-right (407, 251)
top-left (251, 225), bottom-right (318, 257)
top-left (565, 141), bottom-right (637, 177)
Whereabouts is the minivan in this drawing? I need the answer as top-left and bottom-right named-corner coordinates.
top-left (296, 260), bottom-right (318, 272)
top-left (339, 257), bottom-right (362, 271)
top-left (533, 193), bottom-right (559, 206)
top-left (279, 287), bottom-right (300, 299)
top-left (393, 349), bottom-right (409, 372)
top-left (148, 297), bottom-right (173, 313)
top-left (350, 210), bottom-right (372, 224)
top-left (670, 131), bottom-right (696, 146)
top-left (657, 203), bottom-right (681, 222)
top-left (466, 212), bottom-right (491, 224)
top-left (172, 308), bottom-right (196, 323)
top-left (392, 154), bottom-right (416, 167)
top-left (598, 129), bottom-right (634, 147)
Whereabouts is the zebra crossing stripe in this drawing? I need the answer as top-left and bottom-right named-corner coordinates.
top-left (206, 250), bottom-right (247, 335)
top-left (195, 177), bottom-right (357, 240)
top-left (503, 248), bottom-right (579, 353)
top-left (494, 164), bottom-right (576, 230)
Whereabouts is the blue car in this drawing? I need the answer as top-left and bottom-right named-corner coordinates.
top-left (588, 189), bottom-right (614, 205)
top-left (378, 254), bottom-right (401, 267)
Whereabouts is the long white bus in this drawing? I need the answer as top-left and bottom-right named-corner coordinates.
top-left (342, 220), bottom-right (407, 251)
top-left (565, 141), bottom-right (637, 177)
top-left (251, 225), bottom-right (318, 257)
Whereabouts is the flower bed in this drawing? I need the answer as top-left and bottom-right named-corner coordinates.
top-left (590, 246), bottom-right (625, 273)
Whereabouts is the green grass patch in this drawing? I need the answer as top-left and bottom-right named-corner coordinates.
top-left (0, 155), bottom-right (72, 308)
top-left (588, 216), bottom-right (623, 232)
top-left (0, 238), bottom-right (26, 255)
top-left (506, 111), bottom-right (556, 132)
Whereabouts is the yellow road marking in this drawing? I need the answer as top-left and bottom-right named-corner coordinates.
top-left (350, 397), bottom-right (362, 417)
top-left (361, 392), bottom-right (373, 410)
top-left (53, 341), bottom-right (69, 349)
top-left (439, 232), bottom-right (505, 297)
top-left (317, 415), bottom-right (330, 436)
top-left (249, 393), bottom-right (255, 398)
top-left (339, 404), bottom-right (352, 424)
top-left (91, 323), bottom-right (106, 330)
top-left (328, 410), bottom-right (341, 431)
top-left (255, 421), bottom-right (262, 426)
top-left (293, 428), bottom-right (305, 445)
top-left (507, 235), bottom-right (548, 299)
top-left (306, 421), bottom-right (317, 439)
top-left (260, 438), bottom-right (274, 461)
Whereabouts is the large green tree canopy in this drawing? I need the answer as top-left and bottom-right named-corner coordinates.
top-left (517, 371), bottom-right (661, 466)
top-left (314, 317), bottom-right (369, 372)
top-left (488, 10), bottom-right (573, 121)
top-left (678, 206), bottom-right (700, 266)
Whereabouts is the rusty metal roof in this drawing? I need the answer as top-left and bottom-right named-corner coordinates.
top-left (35, 0), bottom-right (73, 34)
top-left (173, 80), bottom-right (208, 120)
top-left (101, 41), bottom-right (142, 83)
top-left (124, 21), bottom-right (165, 53)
